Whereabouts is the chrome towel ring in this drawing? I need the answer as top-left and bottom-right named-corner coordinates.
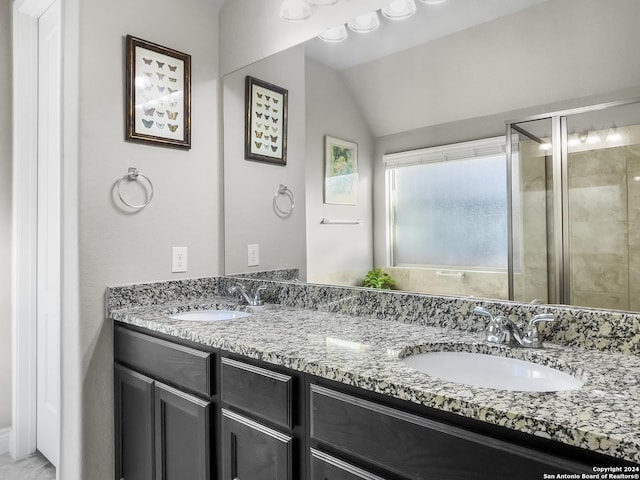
top-left (273, 184), bottom-right (294, 217)
top-left (116, 167), bottom-right (154, 209)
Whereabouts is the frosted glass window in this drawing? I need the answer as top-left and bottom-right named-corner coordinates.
top-left (391, 155), bottom-right (507, 268)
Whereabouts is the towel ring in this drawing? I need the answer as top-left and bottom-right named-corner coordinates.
top-left (116, 168), bottom-right (154, 209)
top-left (273, 184), bottom-right (294, 217)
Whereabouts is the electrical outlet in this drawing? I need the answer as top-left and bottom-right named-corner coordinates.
top-left (247, 244), bottom-right (259, 267)
top-left (172, 246), bottom-right (188, 273)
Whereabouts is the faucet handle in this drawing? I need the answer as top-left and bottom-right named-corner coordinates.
top-left (522, 313), bottom-right (555, 348)
top-left (529, 313), bottom-right (554, 327)
top-left (473, 306), bottom-right (494, 320)
top-left (252, 286), bottom-right (267, 305)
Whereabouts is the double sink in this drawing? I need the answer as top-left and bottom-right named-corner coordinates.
top-left (168, 307), bottom-right (583, 393)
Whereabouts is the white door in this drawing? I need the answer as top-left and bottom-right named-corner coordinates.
top-left (36, 0), bottom-right (61, 466)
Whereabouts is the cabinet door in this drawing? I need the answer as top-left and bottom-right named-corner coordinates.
top-left (114, 365), bottom-right (154, 480)
top-left (221, 408), bottom-right (293, 480)
top-left (154, 382), bottom-right (211, 480)
top-left (310, 449), bottom-right (389, 480)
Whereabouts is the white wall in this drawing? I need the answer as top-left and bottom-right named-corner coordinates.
top-left (343, 0), bottom-right (640, 137)
top-left (76, 1), bottom-right (221, 478)
top-left (305, 58), bottom-right (373, 285)
top-left (223, 46), bottom-right (307, 277)
top-left (0, 0), bottom-right (12, 432)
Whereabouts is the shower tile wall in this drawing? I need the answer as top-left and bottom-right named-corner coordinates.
top-left (627, 144), bottom-right (640, 311)
top-left (568, 128), bottom-right (640, 311)
top-left (514, 139), bottom-right (550, 303)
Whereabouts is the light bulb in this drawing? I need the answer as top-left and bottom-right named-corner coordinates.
top-left (279, 0), bottom-right (312, 21)
top-left (567, 135), bottom-right (580, 147)
top-left (586, 132), bottom-right (601, 145)
top-left (347, 12), bottom-right (380, 33)
top-left (381, 0), bottom-right (417, 20)
top-left (318, 25), bottom-right (348, 43)
top-left (606, 126), bottom-right (622, 143)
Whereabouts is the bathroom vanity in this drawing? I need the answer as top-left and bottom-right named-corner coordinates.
top-left (109, 278), bottom-right (640, 480)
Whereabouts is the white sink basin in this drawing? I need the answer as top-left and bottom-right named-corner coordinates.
top-left (170, 310), bottom-right (252, 322)
top-left (401, 351), bottom-right (583, 392)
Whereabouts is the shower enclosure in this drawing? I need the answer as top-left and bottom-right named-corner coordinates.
top-left (507, 98), bottom-right (640, 310)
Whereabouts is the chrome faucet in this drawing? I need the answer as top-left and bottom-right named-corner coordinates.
top-left (228, 284), bottom-right (267, 306)
top-left (473, 307), bottom-right (554, 349)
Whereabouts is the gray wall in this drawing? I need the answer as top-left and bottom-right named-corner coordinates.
top-left (305, 58), bottom-right (374, 285)
top-left (0, 0), bottom-right (12, 432)
top-left (77, 0), bottom-right (221, 477)
top-left (372, 0), bottom-right (640, 267)
top-left (223, 46), bottom-right (307, 277)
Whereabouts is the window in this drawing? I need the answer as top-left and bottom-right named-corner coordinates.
top-left (385, 137), bottom-right (508, 270)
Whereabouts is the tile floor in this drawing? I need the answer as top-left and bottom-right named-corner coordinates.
top-left (0, 451), bottom-right (56, 480)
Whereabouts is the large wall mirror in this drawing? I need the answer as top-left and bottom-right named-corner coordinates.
top-left (222, 0), bottom-right (640, 312)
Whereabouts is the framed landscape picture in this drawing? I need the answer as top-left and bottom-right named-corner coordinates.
top-left (324, 136), bottom-right (358, 205)
top-left (125, 35), bottom-right (191, 149)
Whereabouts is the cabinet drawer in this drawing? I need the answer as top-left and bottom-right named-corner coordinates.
top-left (221, 357), bottom-right (293, 429)
top-left (114, 325), bottom-right (214, 397)
top-left (310, 384), bottom-right (590, 480)
top-left (310, 448), bottom-right (389, 480)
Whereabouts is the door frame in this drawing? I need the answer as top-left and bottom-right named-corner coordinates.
top-left (11, 0), bottom-right (80, 475)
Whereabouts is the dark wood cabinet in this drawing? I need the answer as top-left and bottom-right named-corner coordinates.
top-left (309, 383), bottom-right (594, 480)
top-left (155, 382), bottom-right (211, 480)
top-left (115, 322), bottom-right (636, 480)
top-left (114, 365), bottom-right (154, 480)
top-left (114, 325), bottom-right (214, 480)
top-left (221, 408), bottom-right (293, 480)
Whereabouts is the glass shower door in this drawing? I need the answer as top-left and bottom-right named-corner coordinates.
top-left (508, 118), bottom-right (557, 304)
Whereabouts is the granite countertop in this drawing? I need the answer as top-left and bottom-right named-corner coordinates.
top-left (110, 297), bottom-right (640, 464)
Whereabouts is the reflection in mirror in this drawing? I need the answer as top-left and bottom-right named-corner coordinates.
top-left (509, 101), bottom-right (640, 311)
top-left (223, 0), bottom-right (640, 312)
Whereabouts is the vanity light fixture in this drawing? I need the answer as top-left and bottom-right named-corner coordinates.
top-left (279, 0), bottom-right (313, 21)
top-left (318, 24), bottom-right (348, 43)
top-left (381, 0), bottom-right (417, 20)
top-left (347, 11), bottom-right (381, 33)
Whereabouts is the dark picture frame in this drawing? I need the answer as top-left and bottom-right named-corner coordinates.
top-left (125, 35), bottom-right (191, 149)
top-left (245, 76), bottom-right (288, 165)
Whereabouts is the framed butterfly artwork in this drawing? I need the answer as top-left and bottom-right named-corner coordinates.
top-left (125, 35), bottom-right (191, 149)
top-left (245, 76), bottom-right (288, 165)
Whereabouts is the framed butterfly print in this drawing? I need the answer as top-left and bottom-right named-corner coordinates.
top-left (324, 136), bottom-right (358, 205)
top-left (126, 35), bottom-right (191, 149)
top-left (245, 76), bottom-right (288, 165)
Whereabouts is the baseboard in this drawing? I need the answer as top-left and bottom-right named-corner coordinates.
top-left (0, 427), bottom-right (10, 455)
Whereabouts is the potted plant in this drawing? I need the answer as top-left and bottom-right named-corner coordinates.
top-left (363, 268), bottom-right (395, 290)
